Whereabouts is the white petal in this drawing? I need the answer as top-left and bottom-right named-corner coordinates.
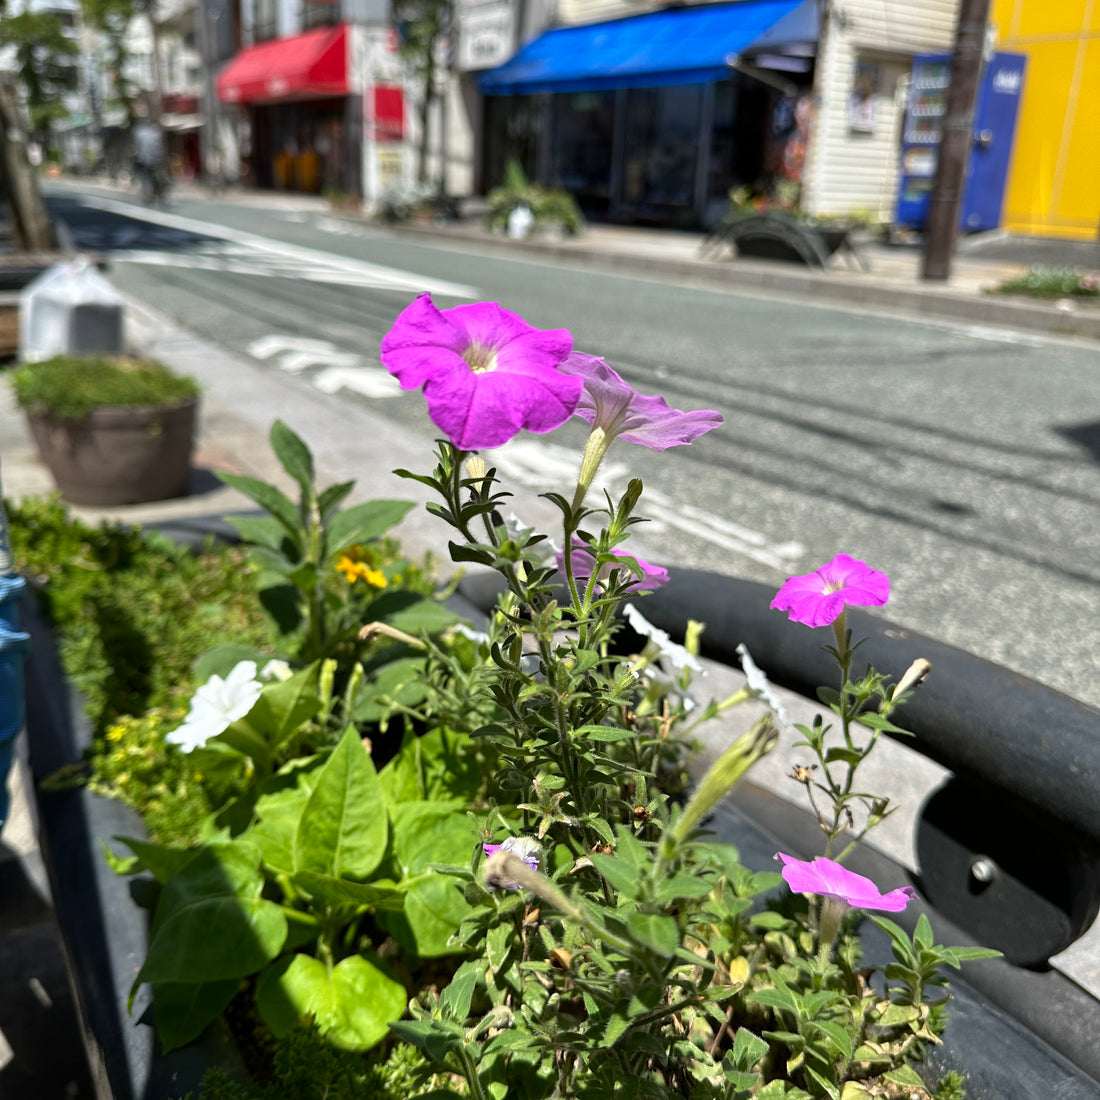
top-left (736, 643), bottom-right (791, 729)
top-left (623, 603), bottom-right (702, 673)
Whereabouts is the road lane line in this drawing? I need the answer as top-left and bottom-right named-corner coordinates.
top-left (80, 194), bottom-right (479, 299)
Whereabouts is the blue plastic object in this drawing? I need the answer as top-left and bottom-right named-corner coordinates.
top-left (0, 482), bottom-right (30, 832)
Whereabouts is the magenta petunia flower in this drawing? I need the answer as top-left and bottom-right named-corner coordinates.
top-left (558, 541), bottom-right (669, 594)
top-left (379, 294), bottom-right (580, 450)
top-left (770, 553), bottom-right (889, 628)
top-left (559, 352), bottom-right (723, 451)
top-left (776, 853), bottom-right (916, 912)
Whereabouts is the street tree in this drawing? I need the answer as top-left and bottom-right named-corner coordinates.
top-left (0, 10), bottom-right (79, 143)
top-left (392, 0), bottom-right (450, 186)
top-left (81, 0), bottom-right (143, 123)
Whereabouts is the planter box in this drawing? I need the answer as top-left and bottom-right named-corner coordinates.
top-left (19, 560), bottom-right (1100, 1099)
top-left (26, 397), bottom-right (197, 506)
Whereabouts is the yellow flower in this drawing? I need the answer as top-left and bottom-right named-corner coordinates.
top-left (336, 551), bottom-right (387, 588)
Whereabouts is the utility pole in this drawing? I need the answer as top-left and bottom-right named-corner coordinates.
top-left (920, 0), bottom-right (992, 281)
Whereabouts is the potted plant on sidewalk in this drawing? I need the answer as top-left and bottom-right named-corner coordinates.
top-left (10, 354), bottom-right (200, 505)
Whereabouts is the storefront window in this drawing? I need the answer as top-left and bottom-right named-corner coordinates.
top-left (619, 85), bottom-right (703, 215)
top-left (705, 77), bottom-right (773, 217)
top-left (483, 94), bottom-right (545, 189)
top-left (252, 0), bottom-right (277, 42)
top-left (548, 91), bottom-right (614, 217)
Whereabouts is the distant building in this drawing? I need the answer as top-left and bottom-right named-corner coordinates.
top-left (991, 0), bottom-right (1099, 241)
top-left (462, 0), bottom-right (960, 228)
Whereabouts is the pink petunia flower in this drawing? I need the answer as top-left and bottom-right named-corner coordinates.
top-left (776, 853), bottom-right (915, 913)
top-left (770, 553), bottom-right (889, 628)
top-left (559, 352), bottom-right (723, 451)
top-left (379, 294), bottom-right (580, 451)
top-left (558, 542), bottom-right (669, 594)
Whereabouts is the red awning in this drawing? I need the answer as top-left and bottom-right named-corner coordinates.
top-left (217, 25), bottom-right (348, 105)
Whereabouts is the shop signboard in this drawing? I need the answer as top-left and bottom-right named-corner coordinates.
top-left (456, 0), bottom-right (516, 72)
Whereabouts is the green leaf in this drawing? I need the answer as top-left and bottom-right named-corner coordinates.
top-left (294, 726), bottom-right (388, 879)
top-left (318, 480), bottom-right (356, 520)
top-left (256, 953), bottom-right (406, 1051)
top-left (249, 662), bottom-right (323, 749)
top-left (732, 1026), bottom-right (769, 1071)
top-left (224, 514), bottom-right (295, 554)
top-left (574, 724), bottom-right (637, 743)
top-left (352, 656), bottom-right (431, 723)
top-left (439, 959), bottom-right (479, 1021)
top-left (654, 873), bottom-right (714, 903)
top-left (381, 801), bottom-right (479, 957)
top-left (218, 472), bottom-right (300, 537)
top-left (447, 541), bottom-right (495, 566)
top-left (248, 775), bottom-right (318, 875)
top-left (823, 746), bottom-right (863, 767)
top-left (153, 978), bottom-right (240, 1052)
top-left (912, 912), bottom-right (933, 950)
top-left (270, 420), bottom-right (314, 497)
top-left (625, 912), bottom-right (679, 957)
top-left (875, 1003), bottom-right (919, 1028)
top-left (327, 500), bottom-right (415, 555)
top-left (367, 590), bottom-right (456, 635)
top-left (883, 1064), bottom-right (927, 1089)
top-left (813, 1019), bottom-right (853, 1060)
top-left (748, 987), bottom-right (800, 1015)
top-left (115, 836), bottom-right (196, 883)
top-left (602, 1011), bottom-right (632, 1047)
top-left (943, 945), bottom-right (1002, 963)
top-left (291, 870), bottom-right (404, 913)
top-left (138, 844), bottom-right (288, 985)
top-left (193, 644), bottom-right (274, 685)
top-left (590, 854), bottom-right (643, 900)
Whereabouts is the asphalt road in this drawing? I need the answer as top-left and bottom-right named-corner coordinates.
top-left (43, 184), bottom-right (1100, 709)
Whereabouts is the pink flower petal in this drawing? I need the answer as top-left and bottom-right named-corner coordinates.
top-left (558, 542), bottom-right (669, 593)
top-left (770, 553), bottom-right (890, 627)
top-left (776, 853), bottom-right (916, 913)
top-left (380, 294), bottom-right (580, 450)
top-left (560, 352), bottom-right (723, 452)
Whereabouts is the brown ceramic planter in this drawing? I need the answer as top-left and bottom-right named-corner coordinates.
top-left (27, 397), bottom-right (197, 506)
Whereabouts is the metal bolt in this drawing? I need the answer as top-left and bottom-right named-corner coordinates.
top-left (969, 856), bottom-right (997, 884)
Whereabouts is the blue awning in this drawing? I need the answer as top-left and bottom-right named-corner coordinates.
top-left (479, 0), bottom-right (816, 96)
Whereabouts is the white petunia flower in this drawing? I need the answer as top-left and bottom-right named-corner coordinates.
top-left (623, 603), bottom-right (702, 673)
top-left (166, 660), bottom-right (263, 753)
top-left (736, 643), bottom-right (791, 729)
top-left (259, 659), bottom-right (293, 682)
top-left (453, 622), bottom-right (491, 646)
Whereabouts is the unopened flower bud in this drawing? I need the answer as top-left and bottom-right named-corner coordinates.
top-left (894, 658), bottom-right (932, 698)
top-left (465, 455), bottom-right (487, 481)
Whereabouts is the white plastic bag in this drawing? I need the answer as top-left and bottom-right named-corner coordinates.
top-left (19, 257), bottom-right (125, 362)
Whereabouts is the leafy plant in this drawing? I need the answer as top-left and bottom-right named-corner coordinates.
top-left (11, 355), bottom-right (200, 418)
top-left (990, 265), bottom-right (1100, 299)
top-left (5, 493), bottom-right (270, 731)
top-left (487, 157), bottom-right (584, 237)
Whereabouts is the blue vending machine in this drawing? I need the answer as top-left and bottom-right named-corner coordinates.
top-left (895, 51), bottom-right (1026, 232)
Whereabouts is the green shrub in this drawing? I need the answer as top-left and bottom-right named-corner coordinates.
top-left (991, 266), bottom-right (1100, 299)
top-left (486, 157), bottom-right (584, 236)
top-left (6, 493), bottom-right (272, 730)
top-left (11, 354), bottom-right (200, 418)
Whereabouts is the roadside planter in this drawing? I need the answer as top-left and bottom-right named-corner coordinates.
top-left (11, 355), bottom-right (199, 505)
top-left (15, 295), bottom-right (1100, 1100)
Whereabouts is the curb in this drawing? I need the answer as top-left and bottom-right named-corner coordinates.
top-left (380, 221), bottom-right (1100, 341)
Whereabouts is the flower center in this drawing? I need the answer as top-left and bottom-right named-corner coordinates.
top-left (463, 341), bottom-right (499, 374)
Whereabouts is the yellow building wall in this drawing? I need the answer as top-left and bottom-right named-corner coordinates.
top-left (992, 0), bottom-right (1100, 239)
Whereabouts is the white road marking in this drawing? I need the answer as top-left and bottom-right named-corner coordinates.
top-left (313, 366), bottom-right (400, 398)
top-left (82, 194), bottom-right (478, 298)
top-left (248, 335), bottom-right (341, 360)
